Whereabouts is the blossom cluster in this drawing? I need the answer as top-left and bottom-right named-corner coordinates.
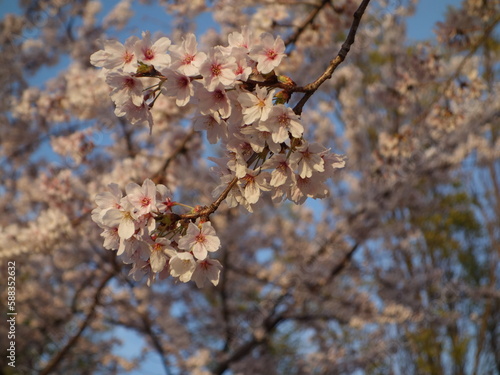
top-left (91, 28), bottom-right (346, 285)
top-left (91, 28), bottom-right (346, 207)
top-left (91, 179), bottom-right (222, 287)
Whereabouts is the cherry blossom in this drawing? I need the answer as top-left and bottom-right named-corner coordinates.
top-left (90, 36), bottom-right (138, 72)
top-left (4, 1), bottom-right (500, 373)
top-left (196, 84), bottom-right (232, 118)
top-left (199, 47), bottom-right (237, 91)
top-left (289, 141), bottom-right (327, 179)
top-left (125, 178), bottom-right (157, 216)
top-left (169, 251), bottom-right (196, 283)
top-left (160, 68), bottom-right (194, 106)
top-left (238, 85), bottom-right (276, 124)
top-left (191, 258), bottom-right (223, 288)
top-left (257, 104), bottom-right (304, 143)
top-left (169, 33), bottom-right (207, 76)
top-left (249, 32), bottom-right (286, 74)
top-left (134, 31), bottom-right (172, 68)
top-left (177, 221), bottom-right (221, 260)
top-left (148, 237), bottom-right (175, 273)
top-left (106, 71), bottom-right (144, 106)
top-left (101, 199), bottom-right (137, 240)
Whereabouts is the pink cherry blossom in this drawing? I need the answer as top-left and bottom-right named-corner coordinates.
top-left (249, 33), bottom-right (286, 74)
top-left (199, 47), bottom-right (237, 91)
top-left (289, 142), bottom-right (327, 179)
top-left (169, 33), bottom-right (207, 76)
top-left (125, 178), bottom-right (156, 216)
top-left (238, 86), bottom-right (276, 124)
top-left (192, 258), bottom-right (223, 288)
top-left (134, 31), bottom-right (172, 68)
top-left (90, 36), bottom-right (138, 73)
top-left (106, 71), bottom-right (144, 106)
top-left (257, 104), bottom-right (304, 143)
top-left (169, 252), bottom-right (196, 282)
top-left (262, 154), bottom-right (294, 187)
top-left (114, 98), bottom-right (154, 130)
top-left (177, 222), bottom-right (221, 260)
top-left (101, 199), bottom-right (137, 240)
top-left (148, 238), bottom-right (175, 273)
top-left (238, 168), bottom-right (271, 204)
top-left (160, 68), bottom-right (194, 106)
top-left (196, 84), bottom-right (232, 118)
top-left (193, 112), bottom-right (228, 144)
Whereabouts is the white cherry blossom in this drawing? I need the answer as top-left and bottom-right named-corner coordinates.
top-left (177, 221), bottom-right (221, 260)
top-left (169, 33), bottom-right (207, 76)
top-left (238, 86), bottom-right (275, 124)
top-left (90, 36), bottom-right (138, 72)
top-left (199, 47), bottom-right (237, 91)
top-left (249, 33), bottom-right (286, 74)
top-left (134, 31), bottom-right (172, 68)
top-left (192, 258), bottom-right (223, 288)
top-left (169, 251), bottom-right (196, 282)
top-left (257, 104), bottom-right (304, 143)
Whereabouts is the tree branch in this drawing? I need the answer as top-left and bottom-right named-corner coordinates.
top-left (151, 129), bottom-right (196, 185)
top-left (212, 294), bottom-right (290, 375)
top-left (284, 0), bottom-right (331, 47)
top-left (39, 271), bottom-right (115, 375)
top-left (293, 0), bottom-right (371, 115)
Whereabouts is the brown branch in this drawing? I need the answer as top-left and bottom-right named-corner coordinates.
top-left (326, 242), bottom-right (359, 283)
top-left (39, 271), bottom-right (115, 375)
top-left (212, 293), bottom-right (290, 375)
top-left (180, 176), bottom-right (239, 220)
top-left (219, 244), bottom-right (234, 353)
top-left (293, 0), bottom-right (371, 115)
top-left (151, 129), bottom-right (196, 184)
top-left (284, 0), bottom-right (331, 47)
top-left (139, 312), bottom-right (174, 375)
top-left (211, 244), bottom-right (361, 373)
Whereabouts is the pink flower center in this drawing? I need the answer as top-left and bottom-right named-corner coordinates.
top-left (124, 77), bottom-right (136, 88)
top-left (144, 48), bottom-right (155, 60)
top-left (141, 197), bottom-right (151, 207)
top-left (277, 113), bottom-right (289, 125)
top-left (123, 51), bottom-right (134, 64)
top-left (243, 174), bottom-right (255, 184)
top-left (301, 149), bottom-right (311, 159)
top-left (236, 64), bottom-right (245, 75)
top-left (213, 89), bottom-right (225, 101)
top-left (183, 55), bottom-right (195, 64)
top-left (195, 233), bottom-right (206, 243)
top-left (177, 76), bottom-right (190, 88)
top-left (211, 63), bottom-right (222, 77)
top-left (207, 116), bottom-right (217, 128)
top-left (277, 161), bottom-right (289, 172)
top-left (265, 49), bottom-right (278, 60)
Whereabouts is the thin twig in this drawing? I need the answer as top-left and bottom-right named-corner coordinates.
top-left (151, 129), bottom-right (196, 184)
top-left (293, 0), bottom-right (372, 115)
top-left (179, 177), bottom-right (238, 220)
top-left (284, 0), bottom-right (331, 47)
top-left (39, 272), bottom-right (115, 375)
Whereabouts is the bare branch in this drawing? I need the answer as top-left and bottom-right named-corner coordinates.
top-left (151, 129), bottom-right (196, 184)
top-left (39, 272), bottom-right (115, 375)
top-left (293, 0), bottom-right (372, 115)
top-left (284, 0), bottom-right (331, 47)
